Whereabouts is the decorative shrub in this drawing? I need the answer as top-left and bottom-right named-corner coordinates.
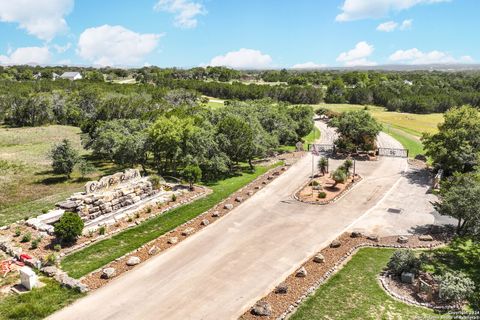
top-left (44, 253), bottom-right (57, 266)
top-left (20, 232), bottom-right (31, 243)
top-left (309, 180), bottom-right (320, 187)
top-left (54, 212), bottom-right (84, 243)
top-left (53, 244), bottom-right (62, 252)
top-left (436, 272), bottom-right (475, 303)
top-left (172, 194), bottom-right (177, 202)
top-left (30, 238), bottom-right (40, 249)
top-left (98, 226), bottom-right (106, 235)
top-left (149, 174), bottom-right (164, 190)
top-left (331, 168), bottom-right (347, 186)
top-left (387, 249), bottom-right (421, 275)
top-left (318, 191), bottom-right (327, 199)
top-left (14, 227), bottom-right (21, 237)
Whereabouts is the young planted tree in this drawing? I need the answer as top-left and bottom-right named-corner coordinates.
top-left (182, 164), bottom-right (202, 190)
top-left (54, 212), bottom-right (84, 244)
top-left (49, 139), bottom-right (79, 179)
top-left (318, 157), bottom-right (328, 176)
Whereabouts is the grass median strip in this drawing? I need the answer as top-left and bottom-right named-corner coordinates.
top-left (61, 164), bottom-right (279, 279)
top-left (290, 248), bottom-right (435, 320)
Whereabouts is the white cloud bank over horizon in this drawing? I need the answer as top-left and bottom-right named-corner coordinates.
top-left (0, 46), bottom-right (51, 65)
top-left (77, 25), bottom-right (162, 67)
top-left (0, 0), bottom-right (73, 41)
top-left (206, 48), bottom-right (273, 69)
top-left (389, 48), bottom-right (474, 64)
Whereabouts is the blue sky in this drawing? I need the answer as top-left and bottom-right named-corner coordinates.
top-left (0, 0), bottom-right (477, 68)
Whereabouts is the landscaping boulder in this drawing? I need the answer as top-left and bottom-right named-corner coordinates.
top-left (419, 235), bottom-right (433, 242)
top-left (235, 197), bottom-right (243, 203)
top-left (367, 234), bottom-right (379, 242)
top-left (274, 283), bottom-right (288, 294)
top-left (252, 301), bottom-right (272, 316)
top-left (126, 256), bottom-right (141, 266)
top-left (41, 266), bottom-right (59, 277)
top-left (247, 191), bottom-right (254, 196)
top-left (313, 254), bottom-right (325, 263)
top-left (296, 266), bottom-right (307, 277)
top-left (148, 246), bottom-right (159, 255)
top-left (168, 237), bottom-right (178, 244)
top-left (415, 154), bottom-right (428, 162)
top-left (224, 204), bottom-right (234, 210)
top-left (181, 228), bottom-right (195, 236)
top-left (330, 240), bottom-right (341, 248)
top-left (201, 219), bottom-right (209, 226)
top-left (211, 211), bottom-right (220, 217)
top-left (102, 267), bottom-right (116, 279)
top-left (350, 231), bottom-right (363, 238)
top-left (401, 272), bottom-right (415, 284)
top-left (397, 236), bottom-right (409, 244)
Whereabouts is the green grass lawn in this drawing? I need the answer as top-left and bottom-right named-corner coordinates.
top-left (61, 163), bottom-right (280, 279)
top-left (290, 248), bottom-right (436, 320)
top-left (0, 125), bottom-right (119, 225)
top-left (279, 127), bottom-right (321, 152)
top-left (0, 278), bottom-right (84, 320)
top-left (384, 127), bottom-right (424, 158)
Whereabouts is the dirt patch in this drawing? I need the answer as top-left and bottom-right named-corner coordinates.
top-left (240, 233), bottom-right (449, 320)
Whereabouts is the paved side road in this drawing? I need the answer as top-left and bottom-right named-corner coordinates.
top-left (48, 122), bottom-right (436, 320)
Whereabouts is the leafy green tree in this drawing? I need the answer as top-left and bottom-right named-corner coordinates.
top-left (329, 110), bottom-right (382, 152)
top-left (387, 249), bottom-right (421, 275)
top-left (54, 212), bottom-right (84, 243)
top-left (49, 139), bottom-right (79, 179)
top-left (77, 159), bottom-right (95, 179)
top-left (325, 79), bottom-right (347, 103)
top-left (182, 164), bottom-right (202, 190)
top-left (434, 173), bottom-right (480, 237)
top-left (423, 106), bottom-right (480, 174)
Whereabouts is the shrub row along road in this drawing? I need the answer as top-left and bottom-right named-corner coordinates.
top-left (48, 121), bottom-right (444, 320)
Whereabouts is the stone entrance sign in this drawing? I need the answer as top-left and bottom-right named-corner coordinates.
top-left (84, 169), bottom-right (141, 194)
top-left (20, 266), bottom-right (37, 290)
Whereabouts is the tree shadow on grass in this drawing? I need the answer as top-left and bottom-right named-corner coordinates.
top-left (35, 176), bottom-right (68, 185)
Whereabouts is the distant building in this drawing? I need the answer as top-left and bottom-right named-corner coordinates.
top-left (52, 72), bottom-right (60, 80)
top-left (403, 80), bottom-right (413, 86)
top-left (60, 72), bottom-right (82, 81)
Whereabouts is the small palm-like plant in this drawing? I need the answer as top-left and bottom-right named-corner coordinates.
top-left (331, 168), bottom-right (347, 187)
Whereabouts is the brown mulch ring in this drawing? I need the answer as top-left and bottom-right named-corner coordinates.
top-left (296, 174), bottom-right (361, 204)
top-left (81, 158), bottom-right (302, 290)
top-left (240, 232), bottom-right (450, 320)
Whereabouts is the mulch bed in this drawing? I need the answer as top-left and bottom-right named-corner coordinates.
top-left (296, 174), bottom-right (361, 204)
top-left (240, 232), bottom-right (450, 320)
top-left (81, 155), bottom-right (304, 290)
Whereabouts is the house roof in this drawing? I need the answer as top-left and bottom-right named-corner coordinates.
top-left (60, 72), bottom-right (81, 78)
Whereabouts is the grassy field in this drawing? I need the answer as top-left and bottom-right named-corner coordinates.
top-left (315, 103), bottom-right (442, 157)
top-left (0, 125), bottom-right (116, 226)
top-left (0, 278), bottom-right (84, 320)
top-left (316, 104), bottom-right (443, 136)
top-left (290, 248), bottom-right (436, 320)
top-left (61, 163), bottom-right (280, 279)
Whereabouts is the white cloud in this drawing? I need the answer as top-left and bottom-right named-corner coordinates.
top-left (53, 42), bottom-right (71, 53)
top-left (0, 0), bottom-right (73, 41)
top-left (77, 25), bottom-right (162, 67)
top-left (389, 48), bottom-right (475, 64)
top-left (154, 0), bottom-right (206, 29)
top-left (336, 41), bottom-right (377, 66)
top-left (291, 62), bottom-right (327, 69)
top-left (376, 21), bottom-right (398, 32)
top-left (400, 19), bottom-right (413, 30)
top-left (207, 48), bottom-right (273, 69)
top-left (0, 46), bottom-right (51, 65)
top-left (377, 19), bottom-right (413, 32)
top-left (336, 0), bottom-right (449, 21)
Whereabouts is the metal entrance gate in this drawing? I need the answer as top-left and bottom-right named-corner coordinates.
top-left (377, 147), bottom-right (409, 158)
top-left (308, 144), bottom-right (335, 154)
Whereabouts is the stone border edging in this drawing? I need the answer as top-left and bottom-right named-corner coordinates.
top-left (378, 274), bottom-right (458, 311)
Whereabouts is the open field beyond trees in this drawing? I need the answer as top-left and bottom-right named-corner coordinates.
top-left (0, 125), bottom-right (117, 226)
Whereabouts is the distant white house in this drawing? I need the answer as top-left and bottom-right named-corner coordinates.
top-left (52, 72), bottom-right (60, 80)
top-left (403, 80), bottom-right (413, 86)
top-left (60, 72), bottom-right (82, 81)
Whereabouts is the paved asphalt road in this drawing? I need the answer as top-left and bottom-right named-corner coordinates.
top-left (49, 122), bottom-right (450, 320)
